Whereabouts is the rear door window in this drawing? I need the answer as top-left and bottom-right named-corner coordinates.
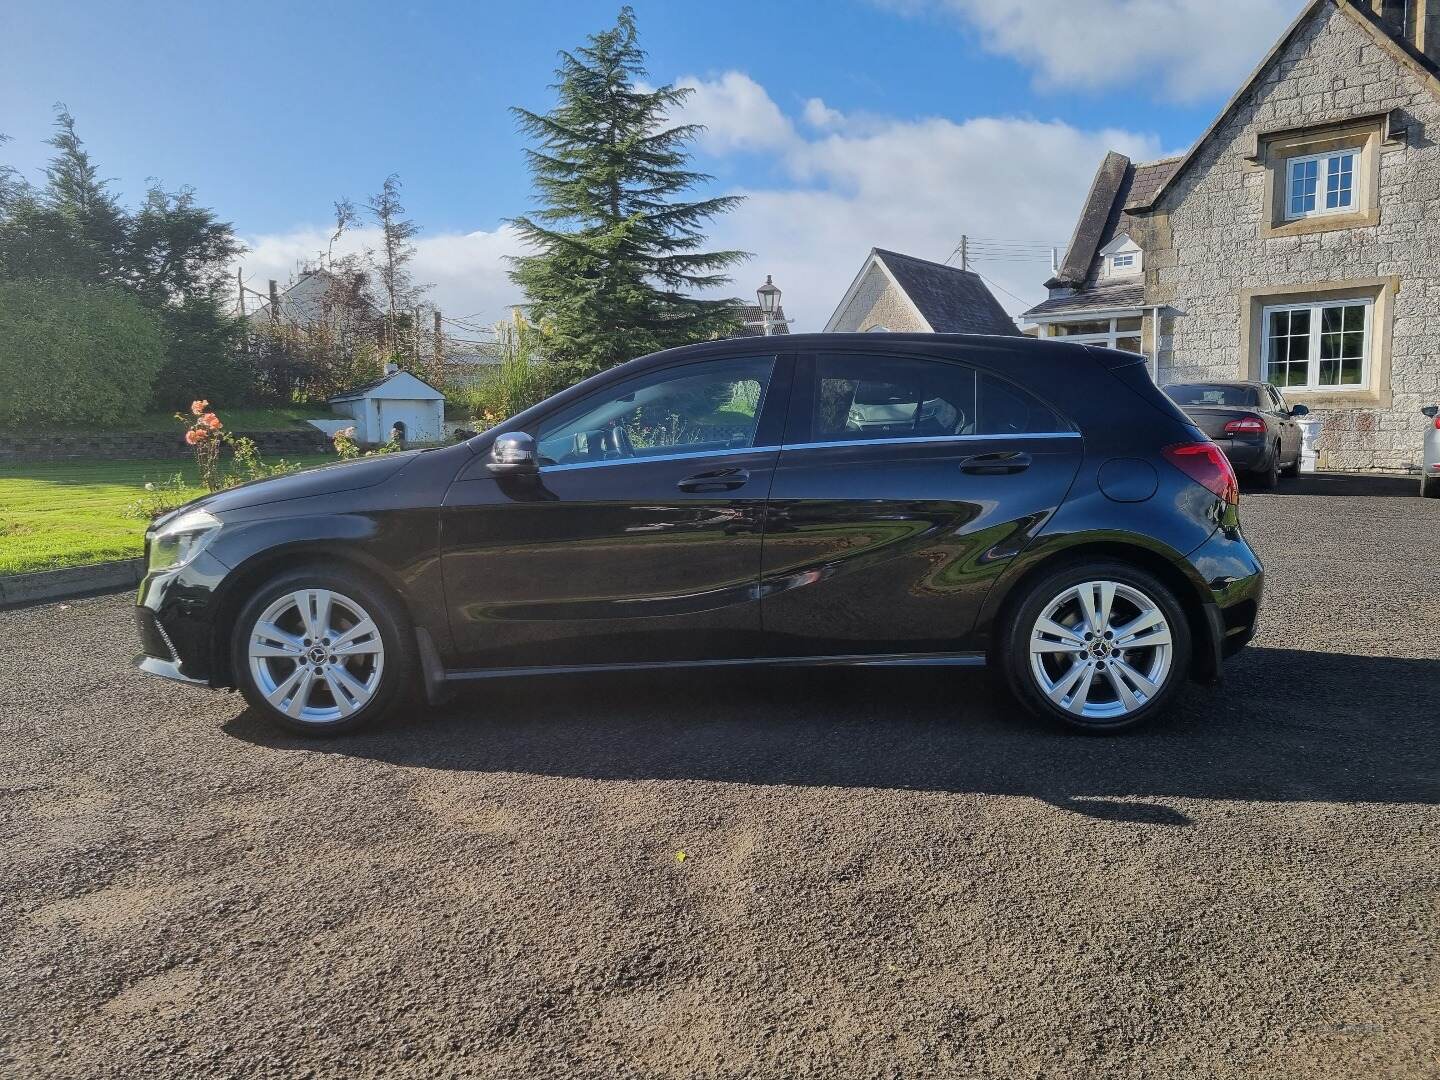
top-left (808, 353), bottom-right (1068, 443)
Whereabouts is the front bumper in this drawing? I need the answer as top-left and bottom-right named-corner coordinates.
top-left (134, 549), bottom-right (232, 685)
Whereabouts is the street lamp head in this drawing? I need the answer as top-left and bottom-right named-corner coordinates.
top-left (756, 274), bottom-right (781, 315)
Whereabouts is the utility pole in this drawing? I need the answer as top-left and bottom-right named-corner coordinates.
top-left (236, 268), bottom-right (245, 319)
top-left (960, 235), bottom-right (968, 272)
top-left (433, 309), bottom-right (444, 382)
top-left (1051, 247), bottom-right (1060, 274)
top-left (268, 280), bottom-right (280, 325)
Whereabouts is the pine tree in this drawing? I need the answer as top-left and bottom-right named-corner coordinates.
top-left (509, 7), bottom-right (746, 378)
top-left (365, 173), bottom-right (422, 360)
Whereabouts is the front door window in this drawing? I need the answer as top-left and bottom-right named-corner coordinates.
top-left (536, 356), bottom-right (775, 467)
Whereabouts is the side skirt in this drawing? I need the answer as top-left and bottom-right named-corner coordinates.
top-left (436, 650), bottom-right (987, 689)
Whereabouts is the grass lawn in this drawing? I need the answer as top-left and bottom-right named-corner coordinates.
top-left (0, 404), bottom-right (334, 436)
top-left (0, 455), bottom-right (334, 576)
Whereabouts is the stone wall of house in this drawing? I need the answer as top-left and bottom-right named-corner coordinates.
top-left (1147, 3), bottom-right (1440, 470)
top-left (832, 266), bottom-right (928, 333)
top-left (0, 428), bottom-right (334, 463)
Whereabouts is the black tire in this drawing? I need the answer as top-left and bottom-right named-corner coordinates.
top-left (999, 560), bottom-right (1192, 734)
top-left (231, 565), bottom-right (416, 736)
top-left (1253, 443), bottom-right (1281, 489)
top-left (1423, 475), bottom-right (1440, 499)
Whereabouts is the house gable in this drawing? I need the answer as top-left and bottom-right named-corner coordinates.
top-left (825, 253), bottom-right (933, 333)
top-left (1133, 0), bottom-right (1440, 214)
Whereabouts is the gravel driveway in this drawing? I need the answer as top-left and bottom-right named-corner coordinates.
top-left (1, 475), bottom-right (1437, 1079)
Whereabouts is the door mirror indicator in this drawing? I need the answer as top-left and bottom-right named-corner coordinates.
top-left (487, 432), bottom-right (540, 475)
top-left (1289, 404), bottom-right (1310, 417)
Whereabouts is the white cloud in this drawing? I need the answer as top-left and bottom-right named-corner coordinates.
top-left (674, 71), bottom-right (795, 153)
top-left (801, 97), bottom-right (844, 131)
top-left (675, 73), bottom-right (1164, 327)
top-left (238, 73), bottom-right (1166, 335)
top-left (236, 223), bottom-right (527, 328)
top-left (882, 0), bottom-right (1299, 102)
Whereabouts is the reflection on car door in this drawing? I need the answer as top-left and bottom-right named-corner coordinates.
top-left (440, 353), bottom-right (791, 670)
top-left (1268, 385), bottom-right (1301, 462)
top-left (760, 350), bottom-right (1084, 658)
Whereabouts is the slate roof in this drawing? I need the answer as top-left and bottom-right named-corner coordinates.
top-left (1024, 283), bottom-right (1147, 319)
top-left (872, 249), bottom-right (1019, 335)
top-left (728, 303), bottom-right (791, 337)
top-left (1023, 154), bottom-right (1178, 321)
top-left (328, 370), bottom-right (444, 403)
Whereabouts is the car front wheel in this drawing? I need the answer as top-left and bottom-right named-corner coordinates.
top-left (1001, 562), bottom-right (1192, 733)
top-left (232, 568), bottom-right (415, 735)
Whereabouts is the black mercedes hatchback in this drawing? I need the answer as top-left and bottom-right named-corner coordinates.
top-left (135, 334), bottom-right (1262, 735)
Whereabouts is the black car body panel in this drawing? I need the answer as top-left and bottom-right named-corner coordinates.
top-left (135, 333), bottom-right (1263, 701)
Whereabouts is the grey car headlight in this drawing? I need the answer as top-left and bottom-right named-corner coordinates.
top-left (147, 508), bottom-right (222, 572)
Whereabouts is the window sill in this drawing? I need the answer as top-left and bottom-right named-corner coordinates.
top-left (1262, 207), bottom-right (1380, 239)
top-left (1280, 387), bottom-right (1387, 409)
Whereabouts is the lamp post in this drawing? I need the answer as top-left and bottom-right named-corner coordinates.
top-left (756, 275), bottom-right (782, 337)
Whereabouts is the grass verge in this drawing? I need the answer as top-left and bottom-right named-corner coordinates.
top-left (0, 456), bottom-right (333, 576)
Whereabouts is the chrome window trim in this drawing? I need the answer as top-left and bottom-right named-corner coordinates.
top-left (540, 444), bottom-right (781, 473)
top-left (537, 430), bottom-right (1080, 472)
top-left (780, 431), bottom-right (1081, 452)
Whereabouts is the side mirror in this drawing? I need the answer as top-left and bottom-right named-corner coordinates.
top-left (486, 432), bottom-right (540, 476)
top-left (1423, 406), bottom-right (1439, 419)
top-left (1290, 404), bottom-right (1310, 417)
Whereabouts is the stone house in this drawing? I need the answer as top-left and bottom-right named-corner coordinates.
top-left (826, 248), bottom-right (1018, 336)
top-left (1025, 0), bottom-right (1440, 470)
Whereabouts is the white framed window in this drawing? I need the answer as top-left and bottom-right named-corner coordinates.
top-left (1044, 314), bottom-right (1143, 356)
top-left (1285, 150), bottom-right (1357, 219)
top-left (1261, 299), bottom-right (1371, 390)
top-left (1099, 233), bottom-right (1142, 279)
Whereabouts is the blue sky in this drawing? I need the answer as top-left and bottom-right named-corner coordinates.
top-left (0, 0), bottom-right (1301, 328)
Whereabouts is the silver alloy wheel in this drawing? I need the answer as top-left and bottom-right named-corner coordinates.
top-left (1027, 580), bottom-right (1173, 721)
top-left (247, 589), bottom-right (385, 724)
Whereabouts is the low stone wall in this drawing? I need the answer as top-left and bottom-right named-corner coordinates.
top-left (0, 428), bottom-right (334, 463)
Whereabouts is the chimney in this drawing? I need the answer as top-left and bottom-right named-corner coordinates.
top-left (1370, 0), bottom-right (1440, 65)
top-left (384, 362), bottom-right (398, 375)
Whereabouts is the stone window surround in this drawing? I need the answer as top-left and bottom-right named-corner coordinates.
top-left (1254, 115), bottom-right (1389, 238)
top-left (1237, 276), bottom-right (1400, 409)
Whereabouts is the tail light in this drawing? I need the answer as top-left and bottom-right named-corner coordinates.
top-left (1223, 416), bottom-right (1265, 435)
top-left (1433, 416), bottom-right (1440, 430)
top-left (1164, 442), bottom-right (1239, 506)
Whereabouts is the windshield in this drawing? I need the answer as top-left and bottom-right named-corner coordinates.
top-left (1164, 383), bottom-right (1258, 407)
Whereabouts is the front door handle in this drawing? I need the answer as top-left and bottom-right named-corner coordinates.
top-left (678, 467), bottom-right (750, 492)
top-left (960, 451), bottom-right (1032, 475)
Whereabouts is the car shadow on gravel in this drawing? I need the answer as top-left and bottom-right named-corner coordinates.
top-left (223, 646), bottom-right (1440, 825)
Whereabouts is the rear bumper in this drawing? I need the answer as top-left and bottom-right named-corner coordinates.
top-left (1213, 437), bottom-right (1267, 472)
top-left (1187, 526), bottom-right (1264, 680)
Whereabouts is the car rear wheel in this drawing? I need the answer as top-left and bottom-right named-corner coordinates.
top-left (232, 568), bottom-right (415, 736)
top-left (1422, 475), bottom-right (1440, 499)
top-left (1254, 442), bottom-right (1281, 488)
top-left (1001, 561), bottom-right (1191, 733)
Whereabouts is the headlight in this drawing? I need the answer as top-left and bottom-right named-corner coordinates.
top-left (147, 509), bottom-right (222, 572)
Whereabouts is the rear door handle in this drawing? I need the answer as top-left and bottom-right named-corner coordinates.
top-left (960, 451), bottom-right (1032, 475)
top-left (678, 467), bottom-right (750, 492)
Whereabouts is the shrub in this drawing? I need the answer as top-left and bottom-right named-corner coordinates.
top-left (149, 298), bottom-right (256, 411)
top-left (460, 321), bottom-right (555, 428)
top-left (0, 278), bottom-right (166, 427)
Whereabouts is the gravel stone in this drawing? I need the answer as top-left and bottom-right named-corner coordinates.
top-left (0, 477), bottom-right (1437, 1078)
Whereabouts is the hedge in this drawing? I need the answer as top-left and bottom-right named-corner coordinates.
top-left (0, 278), bottom-right (167, 427)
